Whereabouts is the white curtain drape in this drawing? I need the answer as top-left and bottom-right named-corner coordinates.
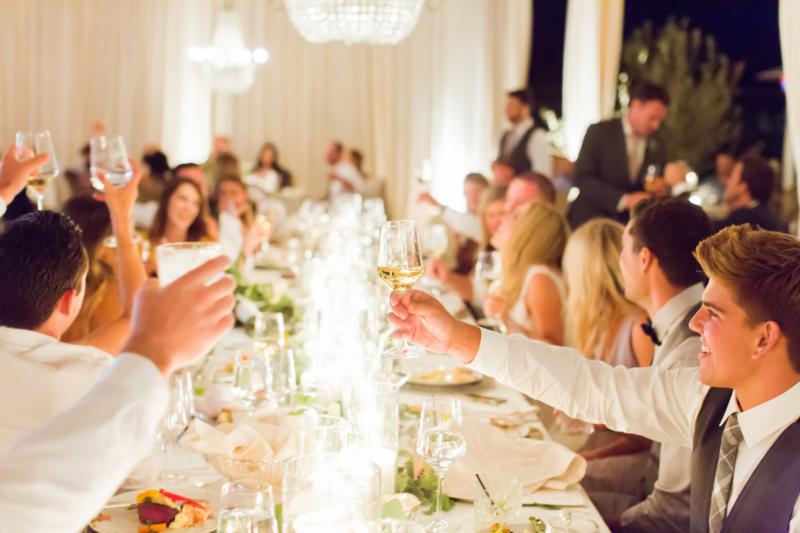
top-left (562, 0), bottom-right (624, 161)
top-left (0, 0), bottom-right (531, 219)
top-left (779, 0), bottom-right (800, 235)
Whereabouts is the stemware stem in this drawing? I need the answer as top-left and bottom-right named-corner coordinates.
top-left (36, 193), bottom-right (44, 211)
top-left (435, 469), bottom-right (444, 522)
top-left (161, 442), bottom-right (169, 488)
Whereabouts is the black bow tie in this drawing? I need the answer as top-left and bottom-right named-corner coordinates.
top-left (641, 319), bottom-right (662, 346)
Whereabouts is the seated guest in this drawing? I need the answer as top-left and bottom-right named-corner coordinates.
top-left (138, 150), bottom-right (170, 204)
top-left (714, 156), bottom-right (781, 233)
top-left (483, 202), bottom-right (569, 344)
top-left (498, 88), bottom-right (552, 178)
top-left (427, 186), bottom-right (506, 303)
top-left (491, 156), bottom-right (515, 197)
top-left (0, 255), bottom-right (234, 533)
top-left (504, 171), bottom-right (556, 213)
top-left (246, 142), bottom-right (292, 194)
top-left (173, 162), bottom-right (218, 239)
top-left (325, 140), bottom-right (363, 197)
top-left (418, 172), bottom-right (489, 242)
top-left (212, 175), bottom-right (268, 260)
top-left (562, 219), bottom-right (655, 503)
top-left (696, 152), bottom-right (734, 208)
top-left (389, 223), bottom-right (800, 532)
top-left (567, 82), bottom-right (669, 228)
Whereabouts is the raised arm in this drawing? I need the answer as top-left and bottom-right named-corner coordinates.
top-left (0, 145), bottom-right (50, 217)
top-left (388, 289), bottom-right (707, 447)
top-left (76, 162), bottom-right (148, 354)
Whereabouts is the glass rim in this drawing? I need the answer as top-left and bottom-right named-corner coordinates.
top-left (15, 130), bottom-right (52, 138)
top-left (380, 220), bottom-right (416, 229)
top-left (284, 451), bottom-right (381, 477)
top-left (296, 413), bottom-right (347, 428)
top-left (156, 242), bottom-right (223, 252)
top-left (223, 479), bottom-right (274, 494)
top-left (358, 380), bottom-right (400, 393)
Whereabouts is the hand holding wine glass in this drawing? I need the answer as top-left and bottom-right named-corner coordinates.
top-left (377, 221), bottom-right (426, 359)
top-left (0, 145), bottom-right (50, 206)
top-left (15, 131), bottom-right (59, 210)
top-left (416, 398), bottom-right (466, 532)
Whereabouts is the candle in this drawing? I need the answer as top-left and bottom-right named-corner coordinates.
top-left (292, 508), bottom-right (353, 533)
top-left (357, 447), bottom-right (397, 496)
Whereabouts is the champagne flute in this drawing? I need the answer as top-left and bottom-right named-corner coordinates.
top-left (156, 371), bottom-right (192, 488)
top-left (231, 350), bottom-right (269, 419)
top-left (218, 480), bottom-right (277, 533)
top-left (90, 134), bottom-right (133, 191)
top-left (377, 220), bottom-right (425, 359)
top-left (475, 251), bottom-right (502, 329)
top-left (416, 398), bottom-right (466, 532)
top-left (253, 312), bottom-right (285, 357)
top-left (15, 131), bottom-right (59, 211)
top-left (266, 347), bottom-right (297, 407)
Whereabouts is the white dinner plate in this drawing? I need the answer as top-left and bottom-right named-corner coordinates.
top-left (96, 487), bottom-right (219, 533)
top-left (406, 365), bottom-right (483, 388)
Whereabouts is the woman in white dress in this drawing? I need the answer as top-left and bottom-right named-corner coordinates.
top-left (483, 202), bottom-right (569, 344)
top-left (246, 143), bottom-right (293, 195)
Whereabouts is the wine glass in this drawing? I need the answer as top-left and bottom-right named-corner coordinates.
top-left (156, 371), bottom-right (192, 488)
top-left (266, 347), bottom-right (297, 407)
top-left (90, 134), bottom-right (133, 191)
top-left (15, 131), bottom-right (59, 211)
top-left (416, 398), bottom-right (466, 532)
top-left (475, 251), bottom-right (503, 329)
top-left (296, 413), bottom-right (347, 455)
top-left (231, 350), bottom-right (269, 419)
top-left (253, 312), bottom-right (285, 357)
top-left (377, 220), bottom-right (425, 359)
top-left (218, 480), bottom-right (277, 533)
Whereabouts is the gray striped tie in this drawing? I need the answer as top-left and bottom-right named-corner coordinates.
top-left (709, 413), bottom-right (744, 533)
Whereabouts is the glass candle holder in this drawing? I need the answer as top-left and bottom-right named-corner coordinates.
top-left (283, 453), bottom-right (381, 533)
top-left (296, 414), bottom-right (347, 455)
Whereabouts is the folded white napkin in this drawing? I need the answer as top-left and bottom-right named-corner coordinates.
top-left (444, 419), bottom-right (586, 500)
top-left (180, 417), bottom-right (301, 462)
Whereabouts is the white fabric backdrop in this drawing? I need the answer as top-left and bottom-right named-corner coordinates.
top-left (561, 0), bottom-right (624, 161)
top-left (0, 0), bottom-right (531, 219)
top-left (779, 0), bottom-right (800, 235)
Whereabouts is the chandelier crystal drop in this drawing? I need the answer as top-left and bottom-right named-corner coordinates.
top-left (187, 2), bottom-right (268, 93)
top-left (283, 0), bottom-right (427, 45)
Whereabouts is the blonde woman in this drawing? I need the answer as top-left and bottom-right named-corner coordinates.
top-left (562, 219), bottom-right (654, 367)
top-left (561, 219), bottom-right (654, 476)
top-left (483, 202), bottom-right (569, 344)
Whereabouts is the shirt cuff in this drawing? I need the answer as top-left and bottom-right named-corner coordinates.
top-left (465, 328), bottom-right (509, 378)
top-left (616, 194), bottom-right (628, 213)
top-left (0, 196), bottom-right (6, 218)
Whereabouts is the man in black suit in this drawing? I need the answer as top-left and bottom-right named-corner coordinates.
top-left (567, 83), bottom-right (670, 229)
top-left (714, 156), bottom-right (783, 233)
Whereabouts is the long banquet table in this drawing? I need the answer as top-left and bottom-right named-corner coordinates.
top-left (162, 269), bottom-right (609, 532)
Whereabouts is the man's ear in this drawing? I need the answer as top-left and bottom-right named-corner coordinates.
top-left (752, 321), bottom-right (782, 362)
top-left (639, 246), bottom-right (655, 274)
top-left (54, 289), bottom-right (76, 318)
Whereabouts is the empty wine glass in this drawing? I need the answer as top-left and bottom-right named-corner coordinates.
top-left (423, 224), bottom-right (448, 260)
top-left (548, 509), bottom-right (599, 533)
top-left (475, 251), bottom-right (503, 330)
top-left (296, 413), bottom-right (347, 455)
top-left (253, 312), bottom-right (285, 357)
top-left (218, 480), bottom-right (277, 533)
top-left (15, 130), bottom-right (59, 210)
top-left (231, 350), bottom-right (269, 419)
top-left (377, 221), bottom-right (425, 359)
top-left (266, 347), bottom-right (297, 407)
top-left (156, 371), bottom-right (192, 488)
top-left (90, 135), bottom-right (133, 191)
top-left (416, 398), bottom-right (466, 532)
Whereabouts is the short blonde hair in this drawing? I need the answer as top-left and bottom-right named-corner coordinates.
top-left (497, 202), bottom-right (569, 306)
top-left (695, 225), bottom-right (800, 372)
top-left (563, 219), bottom-right (635, 359)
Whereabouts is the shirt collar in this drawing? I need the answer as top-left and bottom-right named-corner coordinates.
top-left (0, 326), bottom-right (58, 349)
top-left (651, 283), bottom-right (704, 339)
top-left (622, 113), bottom-right (633, 137)
top-left (513, 117), bottom-right (535, 134)
top-left (720, 379), bottom-right (800, 448)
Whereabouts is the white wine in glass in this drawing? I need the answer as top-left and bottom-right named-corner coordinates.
top-left (377, 220), bottom-right (425, 359)
top-left (15, 131), bottom-right (60, 211)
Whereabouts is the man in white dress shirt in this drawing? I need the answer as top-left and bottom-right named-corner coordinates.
top-left (417, 173), bottom-right (489, 243)
top-left (591, 197), bottom-right (712, 531)
top-left (0, 255), bottom-right (235, 533)
top-left (325, 140), bottom-right (364, 197)
top-left (498, 89), bottom-right (552, 178)
top-left (388, 224), bottom-right (800, 532)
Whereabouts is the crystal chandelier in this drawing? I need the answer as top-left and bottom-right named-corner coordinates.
top-left (187, 1), bottom-right (269, 93)
top-left (283, 0), bottom-right (427, 45)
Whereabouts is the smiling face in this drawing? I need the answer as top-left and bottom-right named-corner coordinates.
top-left (619, 222), bottom-right (648, 308)
top-left (166, 183), bottom-right (202, 233)
top-left (690, 278), bottom-right (765, 388)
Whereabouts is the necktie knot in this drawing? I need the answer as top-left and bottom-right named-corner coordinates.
top-left (723, 413), bottom-right (744, 448)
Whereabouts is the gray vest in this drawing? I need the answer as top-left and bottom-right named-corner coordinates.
top-left (691, 387), bottom-right (800, 532)
top-left (499, 126), bottom-right (536, 175)
top-left (620, 302), bottom-right (702, 533)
